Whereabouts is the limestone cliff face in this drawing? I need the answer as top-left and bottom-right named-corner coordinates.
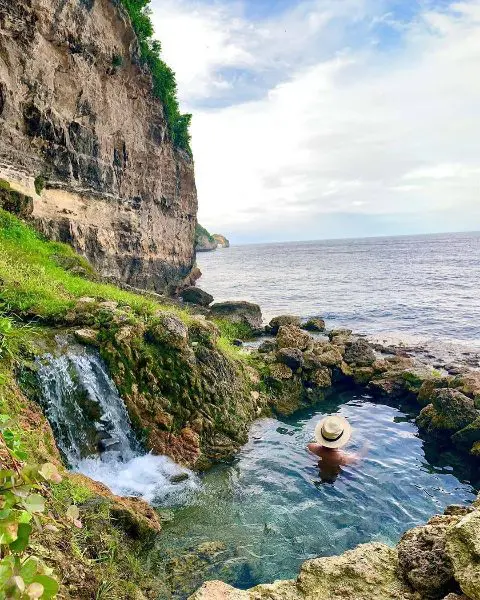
top-left (0, 0), bottom-right (198, 292)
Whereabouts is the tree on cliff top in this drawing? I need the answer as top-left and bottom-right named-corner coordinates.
top-left (120, 0), bottom-right (192, 155)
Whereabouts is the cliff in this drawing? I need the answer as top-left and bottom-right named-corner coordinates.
top-left (195, 223), bottom-right (217, 252)
top-left (0, 0), bottom-right (198, 292)
top-left (213, 233), bottom-right (230, 248)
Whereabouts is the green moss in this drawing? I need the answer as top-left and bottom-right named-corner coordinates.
top-left (0, 178), bottom-right (11, 190)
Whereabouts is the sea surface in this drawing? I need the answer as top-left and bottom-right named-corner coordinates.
top-left (198, 231), bottom-right (480, 347)
top-left (156, 391), bottom-right (478, 597)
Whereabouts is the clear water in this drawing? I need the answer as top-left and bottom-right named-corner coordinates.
top-left (155, 391), bottom-right (478, 597)
top-left (36, 345), bottom-right (198, 504)
top-left (198, 232), bottom-right (480, 345)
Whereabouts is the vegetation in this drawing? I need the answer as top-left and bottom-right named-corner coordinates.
top-left (195, 223), bottom-right (215, 246)
top-left (0, 416), bottom-right (65, 599)
top-left (119, 0), bottom-right (192, 154)
top-left (33, 177), bottom-right (45, 197)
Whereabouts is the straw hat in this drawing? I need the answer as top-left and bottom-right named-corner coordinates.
top-left (314, 415), bottom-right (352, 448)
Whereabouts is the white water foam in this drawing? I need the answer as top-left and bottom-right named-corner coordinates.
top-left (36, 343), bottom-right (199, 505)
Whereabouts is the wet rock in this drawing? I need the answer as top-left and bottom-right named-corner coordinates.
top-left (191, 543), bottom-right (412, 600)
top-left (73, 328), bottom-right (98, 346)
top-left (302, 317), bottom-right (326, 332)
top-left (451, 372), bottom-right (480, 406)
top-left (308, 366), bottom-right (332, 388)
top-left (232, 339), bottom-right (243, 347)
top-left (170, 473), bottom-right (189, 484)
top-left (258, 340), bottom-right (276, 354)
top-left (276, 348), bottom-right (304, 371)
top-left (418, 377), bottom-right (451, 407)
top-left (451, 417), bottom-right (480, 451)
top-left (188, 316), bottom-right (220, 347)
top-left (397, 515), bottom-right (458, 598)
top-left (352, 367), bottom-right (375, 385)
top-left (432, 389), bottom-right (478, 430)
top-left (268, 315), bottom-right (301, 334)
top-left (344, 339), bottom-right (376, 367)
top-left (276, 325), bottom-right (313, 352)
top-left (180, 286), bottom-right (214, 307)
top-left (446, 510), bottom-right (480, 599)
top-left (210, 301), bottom-right (263, 332)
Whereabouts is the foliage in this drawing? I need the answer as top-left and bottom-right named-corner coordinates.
top-left (119, 0), bottom-right (192, 154)
top-left (111, 54), bottom-right (123, 68)
top-left (214, 319), bottom-right (252, 342)
top-left (0, 180), bottom-right (10, 191)
top-left (33, 177), bottom-right (45, 197)
top-left (0, 415), bottom-right (74, 599)
top-left (195, 224), bottom-right (215, 245)
top-left (0, 209), bottom-right (193, 321)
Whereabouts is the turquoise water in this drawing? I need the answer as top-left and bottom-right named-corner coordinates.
top-left (156, 390), bottom-right (478, 597)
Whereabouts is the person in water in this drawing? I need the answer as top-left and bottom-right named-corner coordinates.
top-left (307, 415), bottom-right (365, 483)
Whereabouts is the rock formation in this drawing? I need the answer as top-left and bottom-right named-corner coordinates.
top-left (195, 224), bottom-right (217, 252)
top-left (212, 234), bottom-right (230, 248)
top-left (191, 501), bottom-right (480, 600)
top-left (0, 0), bottom-right (197, 292)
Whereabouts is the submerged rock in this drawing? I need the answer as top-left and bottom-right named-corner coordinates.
top-left (180, 287), bottom-right (214, 307)
top-left (190, 543), bottom-right (412, 599)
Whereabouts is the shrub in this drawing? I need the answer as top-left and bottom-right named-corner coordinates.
top-left (112, 53), bottom-right (123, 68)
top-left (34, 176), bottom-right (46, 196)
top-left (0, 415), bottom-right (74, 599)
top-left (119, 0), bottom-right (192, 154)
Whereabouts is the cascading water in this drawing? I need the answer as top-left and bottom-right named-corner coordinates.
top-left (36, 342), bottom-right (198, 504)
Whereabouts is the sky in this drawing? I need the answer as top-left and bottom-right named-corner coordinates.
top-left (150, 0), bottom-right (480, 243)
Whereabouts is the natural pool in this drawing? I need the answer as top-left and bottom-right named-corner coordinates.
top-left (154, 390), bottom-right (479, 598)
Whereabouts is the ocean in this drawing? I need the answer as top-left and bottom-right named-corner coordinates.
top-left (198, 231), bottom-right (480, 347)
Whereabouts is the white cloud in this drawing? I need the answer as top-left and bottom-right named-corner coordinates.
top-left (151, 0), bottom-right (480, 241)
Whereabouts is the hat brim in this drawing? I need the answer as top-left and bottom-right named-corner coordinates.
top-left (314, 416), bottom-right (352, 449)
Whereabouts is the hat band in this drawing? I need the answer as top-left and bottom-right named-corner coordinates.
top-left (321, 427), bottom-right (344, 442)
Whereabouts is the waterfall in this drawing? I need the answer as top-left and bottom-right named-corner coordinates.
top-left (36, 343), bottom-right (198, 504)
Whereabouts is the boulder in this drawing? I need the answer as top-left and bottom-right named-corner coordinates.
top-left (397, 514), bottom-right (459, 598)
top-left (146, 314), bottom-right (189, 349)
top-left (302, 318), bottom-right (326, 332)
top-left (276, 325), bottom-right (313, 352)
top-left (418, 378), bottom-right (451, 407)
top-left (451, 417), bottom-right (480, 451)
top-left (276, 348), bottom-right (304, 371)
top-left (312, 344), bottom-right (344, 367)
top-left (268, 363), bottom-right (294, 380)
top-left (432, 389), bottom-right (479, 431)
top-left (344, 339), bottom-right (376, 367)
top-left (446, 510), bottom-right (480, 599)
top-left (268, 315), bottom-right (302, 334)
top-left (180, 287), bottom-right (214, 307)
top-left (210, 301), bottom-right (263, 332)
top-left (258, 340), bottom-right (276, 354)
top-left (308, 366), bottom-right (332, 388)
top-left (451, 372), bottom-right (480, 406)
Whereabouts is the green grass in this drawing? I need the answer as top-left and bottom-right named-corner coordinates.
top-left (0, 209), bottom-right (193, 322)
